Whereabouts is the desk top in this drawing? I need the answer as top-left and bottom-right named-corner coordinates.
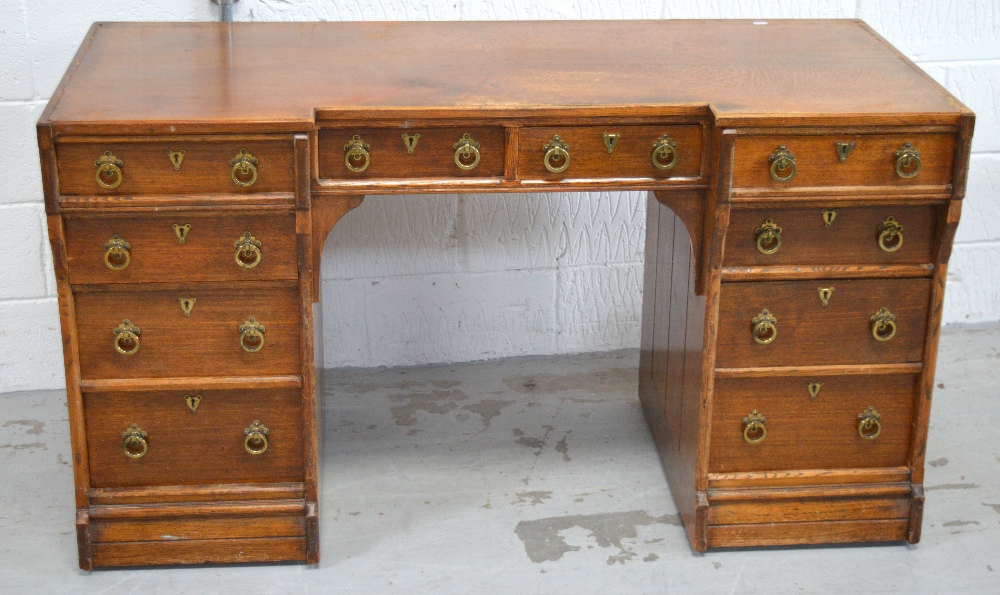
top-left (42, 19), bottom-right (969, 134)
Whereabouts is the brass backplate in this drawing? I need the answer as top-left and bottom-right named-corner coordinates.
top-left (818, 287), bottom-right (834, 307)
top-left (835, 141), bottom-right (855, 163)
top-left (821, 208), bottom-right (838, 227)
top-left (807, 381), bottom-right (823, 399)
top-left (179, 297), bottom-right (196, 316)
top-left (401, 133), bottom-right (420, 154)
top-left (167, 149), bottom-right (186, 170)
top-left (173, 223), bottom-right (191, 244)
top-left (184, 394), bottom-right (202, 413)
top-left (603, 133), bottom-right (621, 153)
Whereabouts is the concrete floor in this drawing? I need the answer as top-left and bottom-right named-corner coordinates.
top-left (1, 322), bottom-right (998, 593)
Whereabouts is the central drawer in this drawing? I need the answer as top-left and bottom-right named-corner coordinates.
top-left (715, 278), bottom-right (931, 368)
top-left (84, 387), bottom-right (304, 488)
top-left (75, 285), bottom-right (301, 379)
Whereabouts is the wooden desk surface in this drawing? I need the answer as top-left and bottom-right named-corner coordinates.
top-left (44, 19), bottom-right (968, 134)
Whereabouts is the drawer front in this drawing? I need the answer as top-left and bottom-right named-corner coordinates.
top-left (84, 388), bottom-right (304, 487)
top-left (731, 133), bottom-right (955, 189)
top-left (725, 204), bottom-right (942, 266)
top-left (75, 286), bottom-right (301, 379)
top-left (716, 278), bottom-right (930, 368)
top-left (65, 213), bottom-right (298, 284)
top-left (708, 374), bottom-right (917, 473)
top-left (518, 125), bottom-right (703, 181)
top-left (318, 127), bottom-right (505, 179)
top-left (56, 139), bottom-right (295, 194)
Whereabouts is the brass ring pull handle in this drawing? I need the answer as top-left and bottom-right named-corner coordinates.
top-left (95, 150), bottom-right (123, 189)
top-left (103, 234), bottom-right (131, 270)
top-left (113, 319), bottom-right (141, 355)
top-left (344, 135), bottom-right (371, 173)
top-left (453, 133), bottom-right (481, 170)
top-left (543, 135), bottom-right (570, 173)
top-left (877, 216), bottom-right (904, 252)
top-left (769, 145), bottom-right (796, 182)
top-left (870, 307), bottom-right (897, 342)
top-left (234, 231), bottom-right (262, 269)
top-left (751, 309), bottom-right (777, 345)
top-left (239, 317), bottom-right (266, 352)
top-left (244, 420), bottom-right (269, 455)
top-left (894, 142), bottom-right (921, 179)
top-left (651, 134), bottom-right (678, 170)
top-left (230, 148), bottom-right (259, 188)
top-left (742, 410), bottom-right (767, 444)
top-left (857, 406), bottom-right (882, 440)
top-left (755, 218), bottom-right (782, 255)
top-left (122, 423), bottom-right (148, 459)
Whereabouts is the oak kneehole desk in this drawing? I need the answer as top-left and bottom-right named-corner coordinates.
top-left (37, 20), bottom-right (974, 568)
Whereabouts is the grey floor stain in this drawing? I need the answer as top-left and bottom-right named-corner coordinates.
top-left (514, 510), bottom-right (681, 565)
top-left (3, 420), bottom-right (44, 435)
top-left (514, 491), bottom-right (553, 506)
top-left (504, 366), bottom-right (636, 396)
top-left (0, 443), bottom-right (47, 451)
top-left (513, 426), bottom-right (553, 455)
top-left (341, 379), bottom-right (462, 394)
top-left (643, 553), bottom-right (659, 562)
top-left (926, 483), bottom-right (980, 491)
top-left (713, 561), bottom-right (722, 569)
top-left (942, 520), bottom-right (980, 527)
top-left (928, 458), bottom-right (949, 467)
top-left (461, 399), bottom-right (515, 429)
top-left (387, 389), bottom-right (469, 426)
top-left (982, 503), bottom-right (1000, 514)
top-left (556, 434), bottom-right (571, 461)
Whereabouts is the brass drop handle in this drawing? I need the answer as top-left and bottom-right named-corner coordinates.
top-left (234, 231), bottom-right (262, 269)
top-left (651, 134), bottom-right (678, 170)
top-left (453, 133), bottom-right (481, 170)
top-left (751, 309), bottom-right (777, 345)
top-left (858, 406), bottom-right (882, 439)
top-left (239, 316), bottom-right (266, 352)
top-left (877, 216), bottom-right (904, 252)
top-left (113, 319), bottom-right (141, 355)
top-left (244, 420), bottom-right (269, 455)
top-left (870, 307), bottom-right (897, 342)
top-left (894, 142), bottom-right (921, 179)
top-left (543, 135), bottom-right (570, 173)
top-left (95, 150), bottom-right (123, 189)
top-left (230, 148), bottom-right (259, 188)
top-left (742, 410), bottom-right (767, 444)
top-left (103, 234), bottom-right (131, 270)
top-left (122, 423), bottom-right (148, 459)
top-left (755, 218), bottom-right (782, 255)
top-left (344, 135), bottom-right (371, 173)
top-left (769, 145), bottom-right (796, 182)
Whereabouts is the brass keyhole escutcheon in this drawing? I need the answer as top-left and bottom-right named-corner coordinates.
top-left (818, 287), bottom-right (834, 307)
top-left (751, 309), bottom-right (777, 345)
top-left (858, 406), bottom-right (882, 439)
top-left (103, 234), bottom-right (131, 270)
top-left (807, 381), bottom-right (823, 400)
top-left (651, 134), bottom-right (678, 170)
top-left (835, 141), bottom-right (855, 162)
top-left (768, 145), bottom-right (796, 182)
top-left (173, 223), bottom-right (191, 244)
top-left (402, 133), bottom-right (420, 154)
top-left (113, 319), bottom-right (141, 355)
top-left (603, 133), bottom-right (621, 154)
top-left (230, 148), bottom-right (259, 188)
top-left (244, 420), bottom-right (269, 455)
top-left (755, 218), bottom-right (782, 255)
top-left (543, 135), bottom-right (570, 173)
top-left (167, 149), bottom-right (186, 170)
top-left (234, 231), bottom-right (262, 269)
top-left (95, 150), bottom-right (124, 189)
top-left (821, 209), bottom-right (838, 227)
top-left (453, 133), bottom-right (481, 170)
top-left (178, 297), bottom-right (196, 317)
top-left (122, 423), bottom-right (148, 459)
top-left (184, 394), bottom-right (202, 413)
top-left (877, 216), bottom-right (904, 252)
top-left (870, 307), bottom-right (897, 342)
top-left (742, 410), bottom-right (767, 444)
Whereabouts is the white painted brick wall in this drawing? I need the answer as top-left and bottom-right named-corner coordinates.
top-left (1, 0), bottom-right (997, 390)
